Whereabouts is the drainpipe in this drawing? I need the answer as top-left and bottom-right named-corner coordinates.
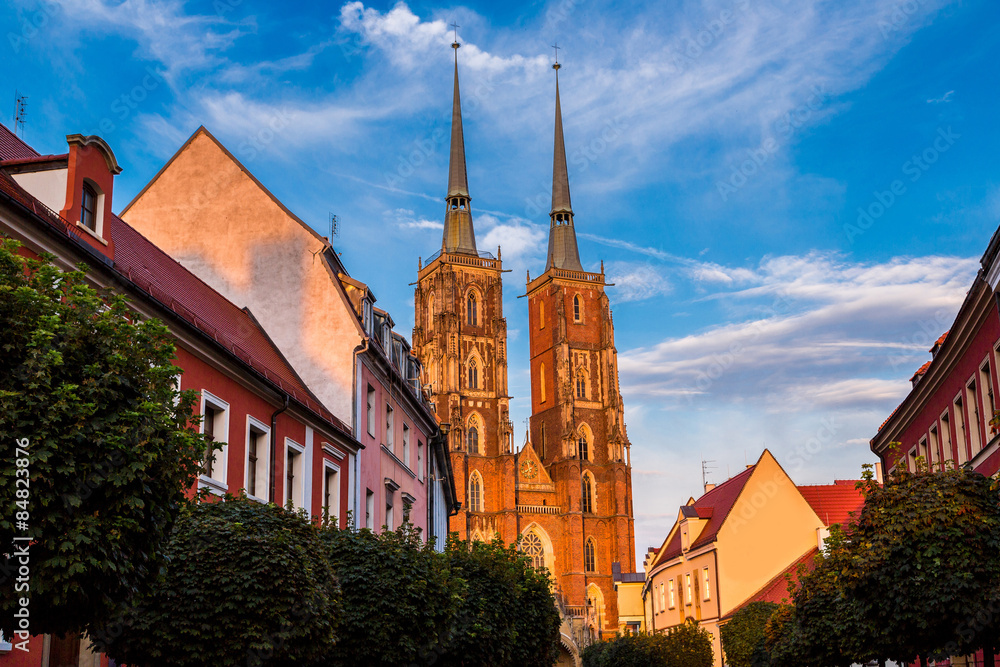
top-left (352, 337), bottom-right (370, 527)
top-left (268, 395), bottom-right (289, 503)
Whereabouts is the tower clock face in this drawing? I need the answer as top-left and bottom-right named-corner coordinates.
top-left (521, 460), bottom-right (538, 479)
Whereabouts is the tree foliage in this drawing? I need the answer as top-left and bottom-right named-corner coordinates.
top-left (721, 601), bottom-right (780, 667)
top-left (770, 465), bottom-right (1000, 666)
top-left (317, 522), bottom-right (464, 667)
top-left (582, 620), bottom-right (714, 667)
top-left (95, 496), bottom-right (341, 667)
top-left (0, 238), bottom-right (209, 636)
top-left (436, 536), bottom-right (562, 667)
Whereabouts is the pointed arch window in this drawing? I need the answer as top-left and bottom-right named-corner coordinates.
top-left (584, 538), bottom-right (596, 572)
top-left (468, 359), bottom-right (479, 389)
top-left (468, 426), bottom-right (480, 454)
top-left (522, 531), bottom-right (545, 570)
top-left (573, 295), bottom-right (581, 322)
top-left (576, 370), bottom-right (587, 400)
top-left (469, 472), bottom-right (483, 512)
top-left (577, 432), bottom-right (589, 461)
top-left (467, 293), bottom-right (478, 326)
top-left (582, 473), bottom-right (594, 513)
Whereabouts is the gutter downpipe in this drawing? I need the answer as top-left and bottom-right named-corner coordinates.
top-left (352, 337), bottom-right (370, 528)
top-left (268, 394), bottom-right (290, 504)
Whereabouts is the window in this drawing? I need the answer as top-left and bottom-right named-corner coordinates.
top-left (539, 300), bottom-right (545, 329)
top-left (81, 181), bottom-right (98, 231)
top-left (658, 583), bottom-right (665, 612)
top-left (584, 538), bottom-right (596, 572)
top-left (703, 567), bottom-right (711, 601)
top-left (386, 501), bottom-right (394, 531)
top-left (200, 391), bottom-right (229, 490)
top-left (954, 396), bottom-right (968, 464)
top-left (582, 473), bottom-right (594, 513)
top-left (385, 404), bottom-right (394, 451)
top-left (967, 380), bottom-right (982, 455)
top-left (539, 363), bottom-right (546, 403)
top-left (468, 426), bottom-right (480, 454)
top-left (323, 464), bottom-right (340, 523)
top-left (918, 437), bottom-right (928, 467)
top-left (427, 292), bottom-right (435, 328)
top-left (540, 423), bottom-right (546, 459)
top-left (366, 385), bottom-right (375, 437)
top-left (522, 532), bottom-right (544, 569)
top-left (928, 425), bottom-right (939, 470)
top-left (417, 440), bottom-right (424, 480)
top-left (982, 361), bottom-right (996, 438)
top-left (365, 489), bottom-right (374, 529)
top-left (469, 472), bottom-right (483, 512)
top-left (246, 418), bottom-right (269, 500)
top-left (573, 294), bottom-right (581, 322)
top-left (576, 371), bottom-right (586, 399)
top-left (468, 359), bottom-right (479, 389)
top-left (685, 573), bottom-right (693, 605)
top-left (467, 293), bottom-right (478, 326)
top-left (402, 423), bottom-right (411, 467)
top-left (285, 440), bottom-right (304, 509)
top-left (577, 433), bottom-right (589, 461)
top-left (668, 580), bottom-right (676, 608)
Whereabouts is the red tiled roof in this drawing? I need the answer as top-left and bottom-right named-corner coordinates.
top-left (0, 123), bottom-right (40, 161)
top-left (797, 482), bottom-right (864, 527)
top-left (724, 548), bottom-right (818, 618)
top-left (931, 330), bottom-right (949, 352)
top-left (0, 161), bottom-right (350, 439)
top-left (660, 466), bottom-right (756, 561)
top-left (910, 360), bottom-right (932, 383)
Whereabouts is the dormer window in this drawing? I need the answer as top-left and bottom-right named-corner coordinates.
top-left (81, 182), bottom-right (98, 231)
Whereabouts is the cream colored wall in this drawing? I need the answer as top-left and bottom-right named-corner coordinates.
top-left (715, 451), bottom-right (823, 617)
top-left (122, 131), bottom-right (362, 422)
top-left (615, 580), bottom-right (645, 631)
top-left (12, 168), bottom-right (67, 213)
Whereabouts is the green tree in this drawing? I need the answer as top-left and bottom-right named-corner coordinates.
top-left (721, 601), bottom-right (780, 667)
top-left (848, 464), bottom-right (1000, 666)
top-left (583, 621), bottom-right (713, 667)
top-left (317, 521), bottom-right (464, 667)
top-left (0, 238), bottom-right (210, 636)
top-left (95, 496), bottom-right (340, 667)
top-left (436, 536), bottom-right (562, 667)
top-left (661, 618), bottom-right (714, 667)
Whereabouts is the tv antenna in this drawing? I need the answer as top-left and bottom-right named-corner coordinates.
top-left (329, 213), bottom-right (339, 239)
top-left (701, 458), bottom-right (717, 490)
top-left (13, 91), bottom-right (27, 138)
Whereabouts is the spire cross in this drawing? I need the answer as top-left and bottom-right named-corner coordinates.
top-left (552, 43), bottom-right (561, 69)
top-left (451, 22), bottom-right (461, 48)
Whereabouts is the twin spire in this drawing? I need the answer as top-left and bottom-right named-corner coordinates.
top-left (440, 37), bottom-right (583, 274)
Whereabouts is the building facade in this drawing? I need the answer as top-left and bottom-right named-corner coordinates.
top-left (0, 124), bottom-right (359, 666)
top-left (410, 45), bottom-right (637, 658)
top-left (120, 128), bottom-right (458, 542)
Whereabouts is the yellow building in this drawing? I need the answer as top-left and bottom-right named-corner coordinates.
top-left (642, 450), bottom-right (861, 665)
top-left (612, 562), bottom-right (646, 634)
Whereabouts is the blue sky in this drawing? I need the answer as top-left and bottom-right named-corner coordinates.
top-left (4, 0), bottom-right (999, 562)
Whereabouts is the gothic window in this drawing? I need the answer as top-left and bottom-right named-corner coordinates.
top-left (468, 359), bottom-right (479, 389)
top-left (578, 433), bottom-right (589, 461)
top-left (582, 473), bottom-right (594, 513)
top-left (467, 293), bottom-right (478, 326)
top-left (468, 426), bottom-right (480, 454)
top-left (469, 472), bottom-right (483, 512)
top-left (540, 423), bottom-right (546, 459)
top-left (573, 295), bottom-right (581, 322)
top-left (576, 370), bottom-right (587, 399)
top-left (427, 292), bottom-right (435, 327)
top-left (584, 538), bottom-right (596, 572)
top-left (522, 532), bottom-right (545, 570)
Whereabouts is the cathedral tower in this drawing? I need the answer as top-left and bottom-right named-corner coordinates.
top-left (525, 60), bottom-right (636, 640)
top-left (412, 37), bottom-right (515, 542)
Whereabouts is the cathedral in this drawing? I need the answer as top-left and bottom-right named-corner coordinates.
top-left (411, 38), bottom-right (636, 651)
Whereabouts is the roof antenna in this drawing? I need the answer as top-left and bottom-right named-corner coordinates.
top-left (13, 91), bottom-right (27, 138)
top-left (701, 458), bottom-right (717, 491)
top-left (329, 213), bottom-right (339, 240)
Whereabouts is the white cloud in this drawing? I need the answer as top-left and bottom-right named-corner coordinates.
top-left (605, 263), bottom-right (672, 302)
top-left (927, 90), bottom-right (955, 104)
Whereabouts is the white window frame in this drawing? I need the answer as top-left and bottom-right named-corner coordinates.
top-left (285, 438), bottom-right (305, 509)
top-left (703, 567), bottom-right (711, 601)
top-left (385, 404), bottom-right (394, 451)
top-left (245, 416), bottom-right (270, 503)
top-left (366, 385), bottom-right (375, 437)
top-left (417, 440), bottom-right (424, 481)
top-left (365, 488), bottom-right (374, 530)
top-left (402, 423), bottom-right (411, 469)
top-left (199, 390), bottom-right (230, 494)
top-left (668, 579), bottom-right (676, 609)
top-left (322, 460), bottom-right (341, 524)
top-left (685, 573), bottom-right (692, 606)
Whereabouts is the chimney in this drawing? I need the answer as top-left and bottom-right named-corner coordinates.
top-left (703, 483), bottom-right (716, 493)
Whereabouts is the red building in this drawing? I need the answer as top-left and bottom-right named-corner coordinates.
top-left (872, 223), bottom-right (1000, 666)
top-left (0, 123), bottom-right (360, 665)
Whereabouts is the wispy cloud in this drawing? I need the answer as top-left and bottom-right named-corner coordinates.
top-left (927, 90), bottom-right (955, 104)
